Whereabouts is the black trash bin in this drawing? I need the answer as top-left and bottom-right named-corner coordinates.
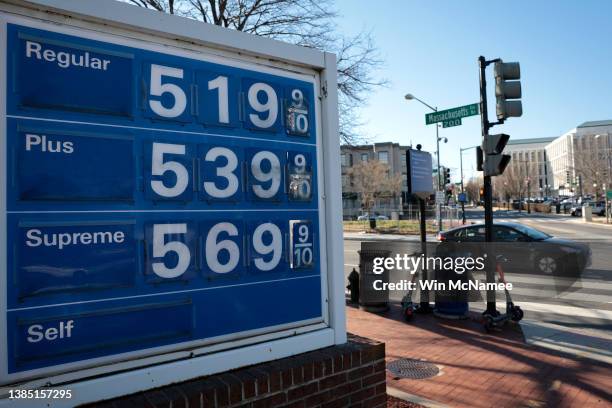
top-left (369, 218), bottom-right (376, 229)
top-left (556, 204), bottom-right (561, 214)
top-left (358, 249), bottom-right (391, 312)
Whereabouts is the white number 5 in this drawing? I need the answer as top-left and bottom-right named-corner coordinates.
top-left (151, 142), bottom-right (188, 198)
top-left (152, 223), bottom-right (191, 279)
top-left (149, 64), bottom-right (187, 118)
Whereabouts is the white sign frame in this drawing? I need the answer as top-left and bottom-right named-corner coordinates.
top-left (0, 0), bottom-right (345, 405)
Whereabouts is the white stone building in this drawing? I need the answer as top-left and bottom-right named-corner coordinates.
top-left (504, 137), bottom-right (556, 197)
top-left (545, 120), bottom-right (612, 196)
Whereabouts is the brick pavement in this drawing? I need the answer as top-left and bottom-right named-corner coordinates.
top-left (346, 303), bottom-right (612, 408)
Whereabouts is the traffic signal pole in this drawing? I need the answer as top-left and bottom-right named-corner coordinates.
top-left (478, 55), bottom-right (521, 317)
top-left (478, 56), bottom-right (498, 315)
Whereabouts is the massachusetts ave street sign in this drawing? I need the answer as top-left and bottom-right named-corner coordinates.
top-left (426, 103), bottom-right (479, 125)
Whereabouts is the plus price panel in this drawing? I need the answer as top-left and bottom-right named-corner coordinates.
top-left (1, 21), bottom-right (326, 383)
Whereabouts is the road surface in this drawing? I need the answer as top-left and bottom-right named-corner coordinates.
top-left (343, 208), bottom-right (612, 363)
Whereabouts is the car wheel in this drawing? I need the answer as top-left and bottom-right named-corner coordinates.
top-left (535, 255), bottom-right (558, 274)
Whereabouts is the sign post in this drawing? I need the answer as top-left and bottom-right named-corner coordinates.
top-left (406, 148), bottom-right (434, 313)
top-left (0, 0), bottom-right (344, 402)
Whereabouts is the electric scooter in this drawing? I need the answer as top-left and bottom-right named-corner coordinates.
top-left (400, 271), bottom-right (420, 321)
top-left (482, 257), bottom-right (524, 332)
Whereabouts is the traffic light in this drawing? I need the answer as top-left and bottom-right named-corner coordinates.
top-left (483, 133), bottom-right (511, 176)
top-left (476, 146), bottom-right (484, 171)
top-left (566, 171), bottom-right (571, 185)
top-left (494, 61), bottom-right (522, 121)
top-left (444, 168), bottom-right (451, 185)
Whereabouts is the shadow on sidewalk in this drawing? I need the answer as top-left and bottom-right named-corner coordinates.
top-left (347, 301), bottom-right (612, 407)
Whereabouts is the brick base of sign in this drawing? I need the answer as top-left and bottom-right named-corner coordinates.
top-left (85, 333), bottom-right (387, 408)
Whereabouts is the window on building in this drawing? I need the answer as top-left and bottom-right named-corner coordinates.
top-left (361, 153), bottom-right (368, 162)
top-left (341, 175), bottom-right (349, 187)
top-left (341, 153), bottom-right (352, 167)
top-left (378, 151), bottom-right (389, 164)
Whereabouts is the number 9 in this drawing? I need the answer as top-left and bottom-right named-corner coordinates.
top-left (251, 151), bottom-right (281, 199)
top-left (294, 154), bottom-right (306, 173)
top-left (248, 83), bottom-right (278, 129)
top-left (252, 223), bottom-right (282, 271)
top-left (298, 224), bottom-right (309, 243)
top-left (292, 89), bottom-right (304, 107)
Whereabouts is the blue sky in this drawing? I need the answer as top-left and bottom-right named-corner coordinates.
top-left (334, 0), bottom-right (612, 180)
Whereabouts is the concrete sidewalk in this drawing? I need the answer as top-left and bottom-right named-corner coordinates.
top-left (347, 302), bottom-right (611, 408)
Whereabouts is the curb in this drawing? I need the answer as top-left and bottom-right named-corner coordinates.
top-left (387, 386), bottom-right (450, 408)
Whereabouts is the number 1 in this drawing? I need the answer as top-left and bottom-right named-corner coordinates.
top-left (208, 76), bottom-right (229, 124)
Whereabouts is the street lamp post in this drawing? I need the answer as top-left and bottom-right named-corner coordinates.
top-left (459, 146), bottom-right (477, 224)
top-left (526, 177), bottom-right (531, 214)
top-left (595, 134), bottom-right (611, 223)
top-left (405, 93), bottom-right (444, 231)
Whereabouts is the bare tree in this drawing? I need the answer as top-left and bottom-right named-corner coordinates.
top-left (347, 160), bottom-right (401, 214)
top-left (571, 150), bottom-right (610, 197)
top-left (494, 160), bottom-right (537, 203)
top-left (123, 0), bottom-right (386, 144)
top-left (464, 177), bottom-right (482, 204)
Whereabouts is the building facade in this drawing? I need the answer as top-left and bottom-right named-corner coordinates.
top-left (504, 137), bottom-right (556, 197)
top-left (545, 120), bottom-right (612, 197)
top-left (340, 142), bottom-right (413, 219)
top-left (492, 120), bottom-right (612, 199)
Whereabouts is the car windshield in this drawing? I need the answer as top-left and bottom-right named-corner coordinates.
top-left (510, 224), bottom-right (551, 241)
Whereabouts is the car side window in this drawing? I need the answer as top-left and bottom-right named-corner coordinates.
top-left (493, 226), bottom-right (523, 242)
top-left (464, 227), bottom-right (485, 242)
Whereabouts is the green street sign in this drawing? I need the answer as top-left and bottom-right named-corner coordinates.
top-left (443, 118), bottom-right (462, 128)
top-left (607, 190), bottom-right (612, 200)
top-left (426, 103), bottom-right (479, 125)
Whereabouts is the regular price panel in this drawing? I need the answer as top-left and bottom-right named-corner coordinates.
top-left (2, 22), bottom-right (325, 380)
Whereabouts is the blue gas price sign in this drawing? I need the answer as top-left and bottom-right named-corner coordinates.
top-left (1, 19), bottom-right (327, 384)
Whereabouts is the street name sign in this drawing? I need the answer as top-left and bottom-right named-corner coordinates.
top-left (426, 103), bottom-right (479, 125)
top-left (406, 149), bottom-right (434, 199)
top-left (0, 0), bottom-right (345, 397)
top-left (442, 118), bottom-right (462, 128)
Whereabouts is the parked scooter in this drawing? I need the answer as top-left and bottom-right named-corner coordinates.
top-left (482, 256), bottom-right (523, 332)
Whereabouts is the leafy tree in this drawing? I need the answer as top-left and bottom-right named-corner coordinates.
top-left (124, 0), bottom-right (385, 144)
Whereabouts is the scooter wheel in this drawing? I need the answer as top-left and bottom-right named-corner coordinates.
top-left (511, 307), bottom-right (524, 322)
top-left (404, 307), bottom-right (414, 322)
top-left (484, 316), bottom-right (494, 333)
